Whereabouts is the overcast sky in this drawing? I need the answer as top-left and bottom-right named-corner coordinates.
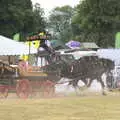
top-left (31, 0), bottom-right (80, 16)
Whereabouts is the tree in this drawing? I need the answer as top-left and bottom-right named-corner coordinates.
top-left (32, 3), bottom-right (46, 33)
top-left (48, 5), bottom-right (73, 42)
top-left (0, 0), bottom-right (46, 41)
top-left (72, 0), bottom-right (120, 47)
top-left (0, 0), bottom-right (33, 37)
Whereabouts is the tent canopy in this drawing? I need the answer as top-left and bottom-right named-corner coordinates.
top-left (0, 35), bottom-right (37, 56)
top-left (81, 42), bottom-right (99, 49)
top-left (97, 49), bottom-right (120, 60)
top-left (97, 49), bottom-right (120, 65)
top-left (66, 40), bottom-right (81, 49)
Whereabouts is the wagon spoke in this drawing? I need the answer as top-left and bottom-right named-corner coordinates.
top-left (16, 79), bottom-right (32, 99)
top-left (0, 86), bottom-right (9, 98)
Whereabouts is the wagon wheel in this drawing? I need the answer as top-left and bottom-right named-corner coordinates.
top-left (43, 80), bottom-right (55, 97)
top-left (0, 86), bottom-right (9, 98)
top-left (39, 81), bottom-right (45, 97)
top-left (49, 85), bottom-right (55, 96)
top-left (16, 79), bottom-right (32, 99)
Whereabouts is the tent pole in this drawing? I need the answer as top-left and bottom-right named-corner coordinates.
top-left (8, 56), bottom-right (10, 65)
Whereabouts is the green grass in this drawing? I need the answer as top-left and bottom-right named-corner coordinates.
top-left (0, 96), bottom-right (120, 120)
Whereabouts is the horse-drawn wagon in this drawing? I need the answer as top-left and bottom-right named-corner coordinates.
top-left (0, 45), bottom-right (77, 99)
top-left (0, 32), bottom-right (60, 99)
top-left (0, 55), bottom-right (58, 99)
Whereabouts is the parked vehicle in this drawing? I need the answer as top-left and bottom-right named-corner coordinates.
top-left (56, 48), bottom-right (97, 60)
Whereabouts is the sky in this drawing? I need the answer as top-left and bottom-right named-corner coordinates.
top-left (31, 0), bottom-right (80, 16)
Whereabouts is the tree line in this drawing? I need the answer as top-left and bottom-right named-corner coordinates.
top-left (0, 0), bottom-right (45, 41)
top-left (0, 0), bottom-right (120, 47)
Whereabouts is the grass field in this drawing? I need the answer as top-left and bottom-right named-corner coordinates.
top-left (0, 95), bottom-right (120, 120)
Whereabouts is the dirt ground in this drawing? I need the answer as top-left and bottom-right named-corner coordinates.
top-left (0, 92), bottom-right (120, 120)
top-left (0, 81), bottom-right (120, 120)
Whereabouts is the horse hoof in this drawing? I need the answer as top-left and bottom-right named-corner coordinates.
top-left (109, 89), bottom-right (113, 92)
top-left (102, 92), bottom-right (107, 96)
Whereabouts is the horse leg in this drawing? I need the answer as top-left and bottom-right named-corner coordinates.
top-left (73, 78), bottom-right (89, 96)
top-left (68, 79), bottom-right (84, 96)
top-left (86, 78), bottom-right (93, 87)
top-left (70, 79), bottom-right (81, 95)
top-left (98, 77), bottom-right (107, 95)
top-left (73, 78), bottom-right (90, 90)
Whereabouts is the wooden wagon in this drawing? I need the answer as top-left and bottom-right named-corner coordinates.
top-left (0, 56), bottom-right (58, 99)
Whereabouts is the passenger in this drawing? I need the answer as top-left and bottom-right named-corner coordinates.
top-left (18, 59), bottom-right (28, 75)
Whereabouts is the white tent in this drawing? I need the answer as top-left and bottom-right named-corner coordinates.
top-left (97, 49), bottom-right (120, 65)
top-left (0, 35), bottom-right (37, 56)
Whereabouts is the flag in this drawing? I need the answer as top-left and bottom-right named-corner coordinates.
top-left (32, 40), bottom-right (40, 48)
top-left (25, 41), bottom-right (40, 49)
top-left (13, 33), bottom-right (20, 41)
top-left (115, 32), bottom-right (120, 48)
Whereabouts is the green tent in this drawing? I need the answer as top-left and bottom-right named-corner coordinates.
top-left (50, 40), bottom-right (68, 50)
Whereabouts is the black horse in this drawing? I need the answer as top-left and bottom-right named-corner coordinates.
top-left (65, 56), bottom-right (115, 95)
top-left (41, 54), bottom-right (115, 95)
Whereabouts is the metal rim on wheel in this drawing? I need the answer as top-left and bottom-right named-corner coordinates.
top-left (43, 80), bottom-right (55, 97)
top-left (16, 79), bottom-right (32, 99)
